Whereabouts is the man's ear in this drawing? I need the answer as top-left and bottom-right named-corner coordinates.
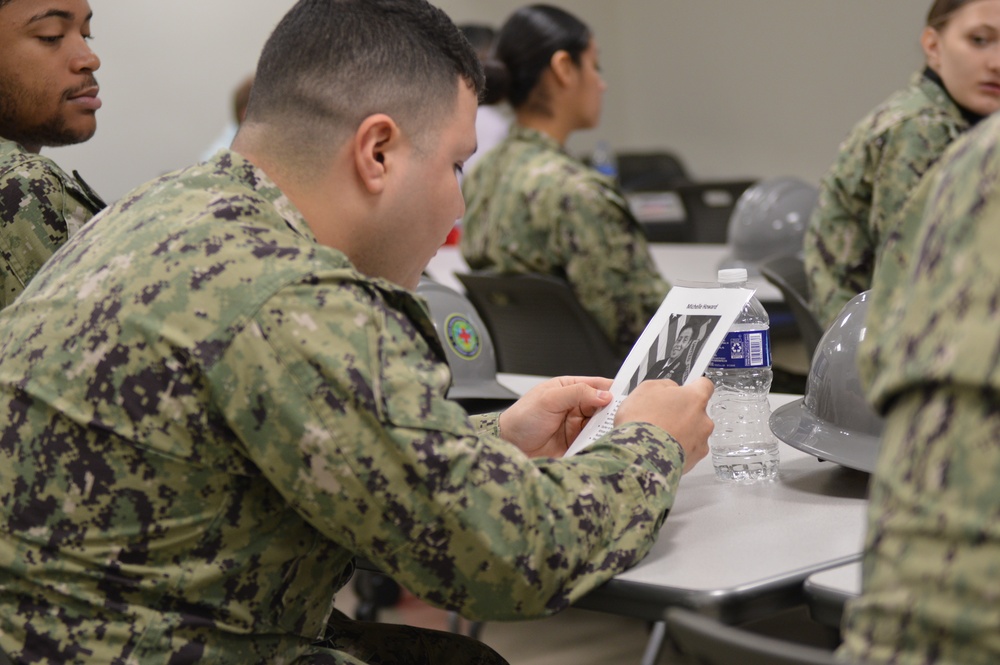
top-left (353, 114), bottom-right (398, 194)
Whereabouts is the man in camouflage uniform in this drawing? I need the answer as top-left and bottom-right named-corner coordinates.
top-left (0, 0), bottom-right (106, 309)
top-left (0, 1), bottom-right (715, 663)
top-left (838, 109), bottom-right (1000, 665)
top-left (460, 124), bottom-right (668, 357)
top-left (803, 69), bottom-right (974, 329)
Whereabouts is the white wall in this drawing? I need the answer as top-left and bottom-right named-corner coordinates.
top-left (608, 2), bottom-right (925, 182)
top-left (48, 1), bottom-right (928, 201)
top-left (48, 0), bottom-right (297, 200)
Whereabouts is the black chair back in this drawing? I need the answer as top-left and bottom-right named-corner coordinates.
top-left (616, 151), bottom-right (691, 192)
top-left (676, 179), bottom-right (757, 244)
top-left (758, 254), bottom-right (824, 361)
top-left (456, 272), bottom-right (623, 378)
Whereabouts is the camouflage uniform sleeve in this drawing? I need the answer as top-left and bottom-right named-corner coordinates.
top-left (840, 388), bottom-right (1000, 665)
top-left (555, 176), bottom-right (669, 354)
top-left (0, 159), bottom-right (98, 309)
top-left (804, 102), bottom-right (962, 329)
top-left (803, 135), bottom-right (873, 329)
top-left (215, 277), bottom-right (684, 622)
top-left (856, 158), bottom-right (941, 393)
top-left (841, 116), bottom-right (1000, 664)
top-left (470, 412), bottom-right (500, 437)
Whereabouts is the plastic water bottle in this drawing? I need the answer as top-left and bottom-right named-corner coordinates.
top-left (705, 268), bottom-right (780, 482)
top-left (591, 140), bottom-right (617, 179)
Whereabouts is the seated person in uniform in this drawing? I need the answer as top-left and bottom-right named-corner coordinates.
top-left (460, 4), bottom-right (668, 357)
top-left (804, 0), bottom-right (1000, 328)
top-left (0, 1), bottom-right (714, 663)
top-left (839, 103), bottom-right (1000, 665)
top-left (0, 0), bottom-right (106, 309)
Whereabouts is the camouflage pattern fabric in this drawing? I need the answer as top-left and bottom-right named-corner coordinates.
top-left (0, 150), bottom-right (686, 664)
top-left (0, 137), bottom-right (105, 309)
top-left (460, 124), bottom-right (668, 356)
top-left (803, 71), bottom-right (968, 329)
top-left (856, 135), bottom-right (952, 350)
top-left (839, 112), bottom-right (1000, 665)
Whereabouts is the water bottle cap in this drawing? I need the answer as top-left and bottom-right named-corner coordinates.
top-left (717, 268), bottom-right (747, 284)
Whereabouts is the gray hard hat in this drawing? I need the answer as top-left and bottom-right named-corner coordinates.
top-left (719, 177), bottom-right (819, 276)
top-left (769, 291), bottom-right (884, 472)
top-left (417, 278), bottom-right (518, 401)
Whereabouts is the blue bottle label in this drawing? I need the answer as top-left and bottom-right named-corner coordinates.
top-left (709, 329), bottom-right (771, 369)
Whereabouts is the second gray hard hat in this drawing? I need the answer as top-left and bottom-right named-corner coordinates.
top-left (719, 176), bottom-right (819, 276)
top-left (769, 291), bottom-right (885, 473)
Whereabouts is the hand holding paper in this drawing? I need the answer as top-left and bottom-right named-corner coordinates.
top-left (615, 377), bottom-right (714, 474)
top-left (498, 376), bottom-right (614, 458)
top-left (565, 285), bottom-right (754, 456)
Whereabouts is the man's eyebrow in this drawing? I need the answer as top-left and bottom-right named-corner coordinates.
top-left (25, 9), bottom-right (82, 26)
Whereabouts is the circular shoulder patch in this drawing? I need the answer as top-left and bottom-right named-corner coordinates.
top-left (445, 314), bottom-right (481, 360)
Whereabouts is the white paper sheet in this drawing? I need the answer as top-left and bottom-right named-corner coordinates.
top-left (565, 285), bottom-right (753, 456)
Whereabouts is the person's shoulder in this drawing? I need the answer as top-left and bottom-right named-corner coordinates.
top-left (927, 112), bottom-right (1000, 207)
top-left (468, 130), bottom-right (578, 191)
top-left (509, 135), bottom-right (609, 194)
top-left (91, 159), bottom-right (334, 281)
top-left (503, 126), bottom-right (580, 173)
top-left (0, 144), bottom-right (90, 223)
top-left (0, 140), bottom-right (70, 185)
top-left (825, 81), bottom-right (960, 179)
top-left (864, 75), bottom-right (963, 141)
top-left (645, 357), bottom-right (668, 377)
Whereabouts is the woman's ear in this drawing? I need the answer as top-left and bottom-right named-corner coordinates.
top-left (549, 49), bottom-right (577, 88)
top-left (353, 113), bottom-right (398, 194)
top-left (921, 26), bottom-right (942, 72)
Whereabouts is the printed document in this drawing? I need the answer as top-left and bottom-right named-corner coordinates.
top-left (566, 285), bottom-right (753, 456)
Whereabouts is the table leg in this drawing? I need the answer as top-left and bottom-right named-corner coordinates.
top-left (640, 620), bottom-right (667, 665)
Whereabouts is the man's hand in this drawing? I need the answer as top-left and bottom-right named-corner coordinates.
top-left (497, 376), bottom-right (614, 458)
top-left (614, 377), bottom-right (714, 473)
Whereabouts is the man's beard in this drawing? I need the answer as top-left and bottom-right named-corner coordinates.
top-left (0, 75), bottom-right (98, 148)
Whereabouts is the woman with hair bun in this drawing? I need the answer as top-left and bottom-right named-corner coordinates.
top-left (805, 0), bottom-right (1000, 329)
top-left (460, 4), bottom-right (667, 357)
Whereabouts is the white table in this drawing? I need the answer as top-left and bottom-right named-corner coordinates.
top-left (648, 244), bottom-right (781, 302)
top-left (426, 244), bottom-right (782, 303)
top-left (803, 560), bottom-right (861, 630)
top-left (485, 388), bottom-right (868, 630)
top-left (545, 392), bottom-right (869, 665)
top-left (496, 373), bottom-right (548, 396)
top-left (573, 394), bottom-right (868, 626)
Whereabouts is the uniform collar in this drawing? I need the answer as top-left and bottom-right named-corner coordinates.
top-left (208, 148), bottom-right (319, 244)
top-left (920, 67), bottom-right (984, 127)
top-left (0, 135), bottom-right (36, 160)
top-left (0, 136), bottom-right (105, 212)
top-left (508, 123), bottom-right (567, 154)
top-left (205, 148), bottom-right (436, 338)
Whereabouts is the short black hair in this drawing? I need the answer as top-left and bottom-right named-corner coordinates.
top-left (246, 0), bottom-right (483, 165)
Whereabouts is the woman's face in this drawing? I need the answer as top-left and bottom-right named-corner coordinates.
top-left (923, 0), bottom-right (1000, 116)
top-left (568, 38), bottom-right (607, 130)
